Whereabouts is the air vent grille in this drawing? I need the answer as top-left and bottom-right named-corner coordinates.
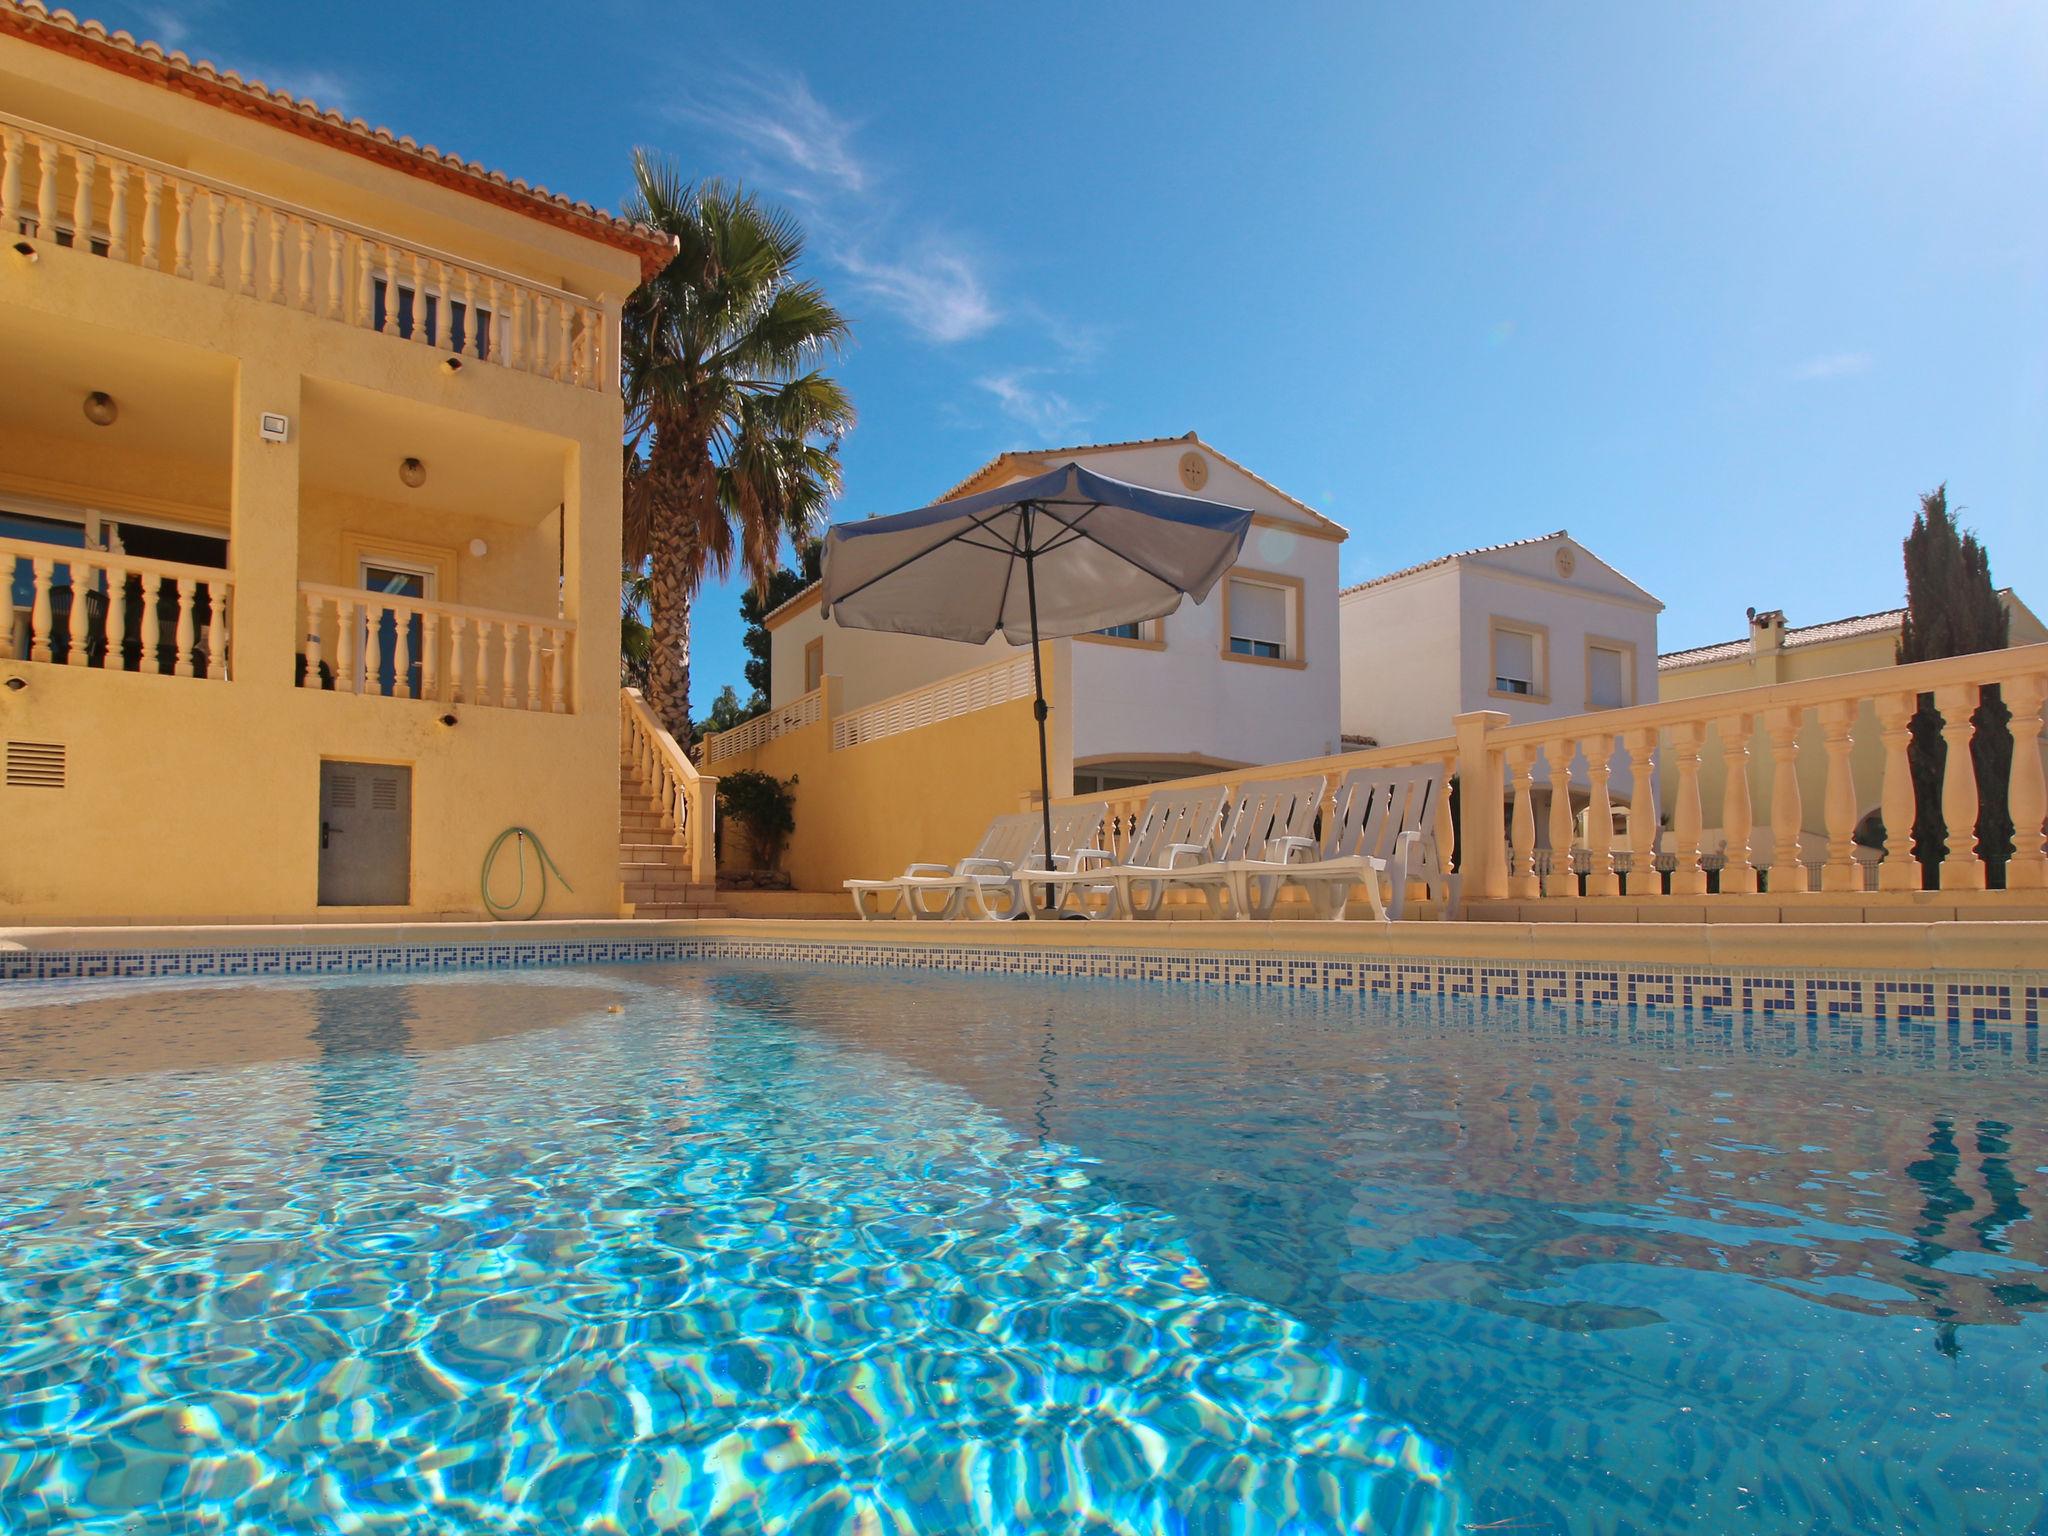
top-left (5, 741), bottom-right (65, 789)
top-left (329, 773), bottom-right (357, 809)
top-left (370, 776), bottom-right (399, 812)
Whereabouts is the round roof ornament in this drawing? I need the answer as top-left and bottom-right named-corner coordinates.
top-left (1178, 450), bottom-right (1209, 491)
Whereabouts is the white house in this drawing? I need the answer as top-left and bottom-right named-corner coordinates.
top-left (757, 433), bottom-right (1347, 794)
top-left (1338, 530), bottom-right (1662, 748)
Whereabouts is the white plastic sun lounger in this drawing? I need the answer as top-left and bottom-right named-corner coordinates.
top-left (845, 801), bottom-right (1109, 921)
top-left (1280, 763), bottom-right (1457, 920)
top-left (846, 811), bottom-right (1042, 920)
top-left (1024, 783), bottom-right (1232, 919)
top-left (1150, 774), bottom-right (1329, 920)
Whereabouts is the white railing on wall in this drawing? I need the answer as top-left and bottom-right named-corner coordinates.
top-left (0, 112), bottom-right (614, 392)
top-left (702, 688), bottom-right (823, 765)
top-left (622, 687), bottom-right (716, 884)
top-left (2, 535), bottom-right (232, 680)
top-left (831, 653), bottom-right (1036, 751)
top-left (297, 582), bottom-right (573, 712)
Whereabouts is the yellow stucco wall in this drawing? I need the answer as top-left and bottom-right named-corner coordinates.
top-left (712, 673), bottom-right (1058, 894)
top-left (0, 42), bottom-right (639, 924)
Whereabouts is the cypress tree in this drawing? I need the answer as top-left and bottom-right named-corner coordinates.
top-left (1896, 485), bottom-right (2012, 886)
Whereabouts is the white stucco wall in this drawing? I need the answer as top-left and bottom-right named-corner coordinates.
top-left (764, 438), bottom-right (1345, 771)
top-left (1339, 534), bottom-right (1662, 747)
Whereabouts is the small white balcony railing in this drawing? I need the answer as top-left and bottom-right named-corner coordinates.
top-left (1, 111), bottom-right (614, 392)
top-left (2, 535), bottom-right (231, 680)
top-left (298, 582), bottom-right (574, 713)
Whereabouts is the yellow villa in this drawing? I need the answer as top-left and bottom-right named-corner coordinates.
top-left (0, 3), bottom-right (705, 923)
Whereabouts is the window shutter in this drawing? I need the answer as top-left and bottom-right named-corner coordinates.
top-left (1588, 646), bottom-right (1626, 709)
top-left (1230, 580), bottom-right (1289, 647)
top-left (1495, 628), bottom-right (1535, 684)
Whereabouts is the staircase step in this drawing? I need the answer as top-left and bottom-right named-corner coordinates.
top-left (624, 879), bottom-right (719, 904)
top-left (619, 844), bottom-right (691, 867)
top-left (627, 903), bottom-right (729, 919)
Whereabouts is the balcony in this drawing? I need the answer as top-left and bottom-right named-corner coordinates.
top-left (297, 582), bottom-right (573, 712)
top-left (2, 534), bottom-right (231, 679)
top-left (1, 110), bottom-right (614, 393)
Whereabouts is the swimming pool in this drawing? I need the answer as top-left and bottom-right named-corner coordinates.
top-left (0, 962), bottom-right (2042, 1534)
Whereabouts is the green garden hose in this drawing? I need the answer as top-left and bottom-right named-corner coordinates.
top-left (482, 827), bottom-right (573, 921)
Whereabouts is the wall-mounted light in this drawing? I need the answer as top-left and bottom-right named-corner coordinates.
top-left (82, 391), bottom-right (118, 427)
top-left (442, 355), bottom-right (463, 375)
top-left (468, 538), bottom-right (489, 558)
top-left (399, 457), bottom-right (426, 488)
top-left (10, 239), bottom-right (34, 263)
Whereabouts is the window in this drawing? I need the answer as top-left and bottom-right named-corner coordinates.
top-left (1098, 622), bottom-right (1141, 640)
top-left (1081, 616), bottom-right (1164, 647)
top-left (1489, 620), bottom-right (1547, 700)
top-left (1221, 572), bottom-right (1301, 665)
top-left (803, 636), bottom-right (825, 693)
top-left (1586, 640), bottom-right (1633, 710)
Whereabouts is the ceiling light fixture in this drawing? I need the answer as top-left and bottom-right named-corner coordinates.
top-left (399, 457), bottom-right (426, 488)
top-left (82, 391), bottom-right (118, 427)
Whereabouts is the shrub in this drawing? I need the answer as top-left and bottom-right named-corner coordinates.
top-left (717, 769), bottom-right (798, 870)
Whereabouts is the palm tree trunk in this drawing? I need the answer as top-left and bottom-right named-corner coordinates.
top-left (647, 516), bottom-right (696, 749)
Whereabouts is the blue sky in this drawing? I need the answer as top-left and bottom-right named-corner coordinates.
top-left (112, 2), bottom-right (2048, 706)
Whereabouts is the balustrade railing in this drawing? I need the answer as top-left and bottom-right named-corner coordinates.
top-left (622, 687), bottom-right (717, 884)
top-left (830, 653), bottom-right (1036, 751)
top-left (297, 582), bottom-right (572, 712)
top-left (3, 535), bottom-right (230, 679)
top-left (0, 112), bottom-right (613, 392)
top-left (702, 688), bottom-right (824, 766)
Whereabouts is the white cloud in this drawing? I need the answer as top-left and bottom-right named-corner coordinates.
top-left (670, 73), bottom-right (869, 198)
top-left (841, 246), bottom-right (999, 345)
top-left (977, 369), bottom-right (1085, 436)
top-left (1791, 351), bottom-right (1874, 382)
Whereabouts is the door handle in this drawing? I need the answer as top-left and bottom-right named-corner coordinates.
top-left (321, 820), bottom-right (342, 849)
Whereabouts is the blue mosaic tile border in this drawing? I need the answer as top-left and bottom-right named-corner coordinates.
top-left (4, 933), bottom-right (2042, 1046)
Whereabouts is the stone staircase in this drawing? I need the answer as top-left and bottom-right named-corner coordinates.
top-left (619, 751), bottom-right (725, 918)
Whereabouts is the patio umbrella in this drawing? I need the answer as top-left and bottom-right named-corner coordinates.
top-left (821, 461), bottom-right (1255, 881)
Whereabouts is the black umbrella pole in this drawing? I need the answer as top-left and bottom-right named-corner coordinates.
top-left (1022, 526), bottom-right (1056, 913)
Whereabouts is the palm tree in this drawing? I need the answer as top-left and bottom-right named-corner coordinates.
top-left (622, 153), bottom-right (853, 746)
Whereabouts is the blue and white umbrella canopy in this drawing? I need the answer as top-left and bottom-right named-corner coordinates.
top-left (821, 462), bottom-right (1256, 892)
top-left (821, 461), bottom-right (1254, 644)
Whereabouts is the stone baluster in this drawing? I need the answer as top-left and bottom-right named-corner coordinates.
top-left (461, 270), bottom-right (478, 357)
top-left (301, 590), bottom-right (324, 687)
top-left (1668, 721), bottom-right (1708, 896)
top-left (434, 259), bottom-right (452, 345)
top-left (1933, 682), bottom-right (1984, 891)
top-left (421, 612), bottom-right (439, 701)
top-left (1762, 706), bottom-right (1805, 893)
top-left (1872, 690), bottom-right (1919, 891)
top-left (266, 210), bottom-right (286, 302)
top-left (104, 567), bottom-right (127, 671)
top-left (105, 160), bottom-right (129, 261)
top-left (507, 286), bottom-right (525, 369)
top-left (476, 618), bottom-right (495, 705)
top-left (70, 147), bottom-right (96, 250)
top-left (354, 239), bottom-right (373, 326)
top-left (501, 621), bottom-right (518, 708)
top-left (203, 193), bottom-right (225, 285)
top-left (141, 171), bottom-right (163, 270)
top-left (1580, 732), bottom-right (1619, 896)
top-left (1818, 700), bottom-right (1861, 891)
top-left (27, 558), bottom-right (54, 663)
top-left (1543, 737), bottom-right (1576, 897)
top-left (137, 572), bottom-right (162, 674)
top-left (1506, 743), bottom-right (1539, 899)
top-left (378, 244), bottom-right (399, 334)
top-left (531, 295), bottom-right (549, 378)
top-left (550, 628), bottom-right (569, 713)
top-left (526, 627), bottom-right (547, 710)
top-left (208, 585), bottom-right (229, 681)
top-left (1714, 713), bottom-right (1757, 894)
top-left (324, 228), bottom-right (345, 319)
top-left (296, 219), bottom-right (315, 310)
top-left (447, 614), bottom-right (467, 703)
top-left (1622, 727), bottom-right (1659, 896)
top-left (0, 127), bottom-right (21, 233)
top-left (172, 578), bottom-right (197, 678)
top-left (484, 278), bottom-right (502, 363)
top-left (1436, 751), bottom-right (1457, 873)
top-left (394, 600), bottom-right (415, 698)
top-left (172, 181), bottom-right (195, 277)
top-left (2005, 671), bottom-right (2047, 891)
top-left (35, 135), bottom-right (60, 239)
top-left (63, 556), bottom-right (93, 665)
top-left (235, 199), bottom-right (257, 295)
top-left (411, 252), bottom-right (433, 343)
top-left (334, 596), bottom-right (357, 693)
top-left (556, 302), bottom-right (573, 382)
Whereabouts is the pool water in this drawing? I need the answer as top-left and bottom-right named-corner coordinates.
top-left (0, 964), bottom-right (2040, 1534)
